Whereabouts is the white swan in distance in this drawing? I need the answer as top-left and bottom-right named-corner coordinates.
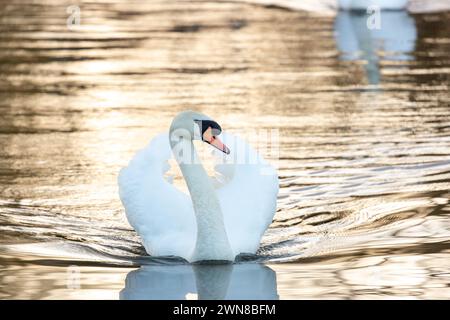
top-left (118, 111), bottom-right (279, 263)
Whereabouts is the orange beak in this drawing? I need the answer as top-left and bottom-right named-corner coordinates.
top-left (202, 127), bottom-right (230, 154)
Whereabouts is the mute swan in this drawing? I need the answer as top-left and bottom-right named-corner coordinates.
top-left (118, 111), bottom-right (279, 263)
top-left (334, 10), bottom-right (416, 84)
top-left (338, 0), bottom-right (408, 10)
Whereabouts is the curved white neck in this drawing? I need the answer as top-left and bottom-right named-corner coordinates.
top-left (171, 137), bottom-right (234, 262)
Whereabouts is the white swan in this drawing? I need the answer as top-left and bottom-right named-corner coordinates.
top-left (118, 111), bottom-right (279, 262)
top-left (338, 0), bottom-right (408, 10)
top-left (120, 264), bottom-right (278, 300)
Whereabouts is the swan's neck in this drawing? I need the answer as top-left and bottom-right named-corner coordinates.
top-left (172, 138), bottom-right (234, 262)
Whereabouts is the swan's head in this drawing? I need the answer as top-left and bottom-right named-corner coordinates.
top-left (169, 110), bottom-right (230, 154)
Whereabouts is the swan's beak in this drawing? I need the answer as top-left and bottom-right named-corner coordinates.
top-left (203, 127), bottom-right (230, 154)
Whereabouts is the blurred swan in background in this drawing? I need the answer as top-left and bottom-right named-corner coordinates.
top-left (119, 111), bottom-right (279, 263)
top-left (230, 0), bottom-right (450, 14)
top-left (120, 264), bottom-right (279, 300)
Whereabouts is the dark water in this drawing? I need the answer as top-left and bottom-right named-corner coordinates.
top-left (0, 0), bottom-right (449, 299)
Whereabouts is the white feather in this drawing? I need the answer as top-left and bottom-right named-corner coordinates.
top-left (118, 132), bottom-right (278, 261)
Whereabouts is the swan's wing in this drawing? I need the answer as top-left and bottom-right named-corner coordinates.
top-left (120, 265), bottom-right (196, 300)
top-left (118, 133), bottom-right (196, 259)
top-left (213, 133), bottom-right (279, 255)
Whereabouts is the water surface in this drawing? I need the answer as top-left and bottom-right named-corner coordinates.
top-left (0, 0), bottom-right (449, 299)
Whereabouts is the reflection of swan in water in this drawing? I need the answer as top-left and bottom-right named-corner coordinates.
top-left (334, 10), bottom-right (417, 84)
top-left (120, 264), bottom-right (279, 300)
top-left (119, 111), bottom-right (278, 263)
top-left (233, 0), bottom-right (450, 15)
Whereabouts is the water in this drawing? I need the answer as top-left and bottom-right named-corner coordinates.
top-left (0, 0), bottom-right (449, 299)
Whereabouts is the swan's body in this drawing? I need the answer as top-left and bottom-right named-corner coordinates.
top-left (118, 111), bottom-right (278, 262)
top-left (120, 264), bottom-right (278, 300)
top-left (338, 0), bottom-right (408, 10)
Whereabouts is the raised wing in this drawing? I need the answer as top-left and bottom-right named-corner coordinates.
top-left (118, 133), bottom-right (196, 259)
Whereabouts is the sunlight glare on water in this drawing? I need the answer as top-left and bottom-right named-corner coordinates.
top-left (0, 0), bottom-right (449, 299)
